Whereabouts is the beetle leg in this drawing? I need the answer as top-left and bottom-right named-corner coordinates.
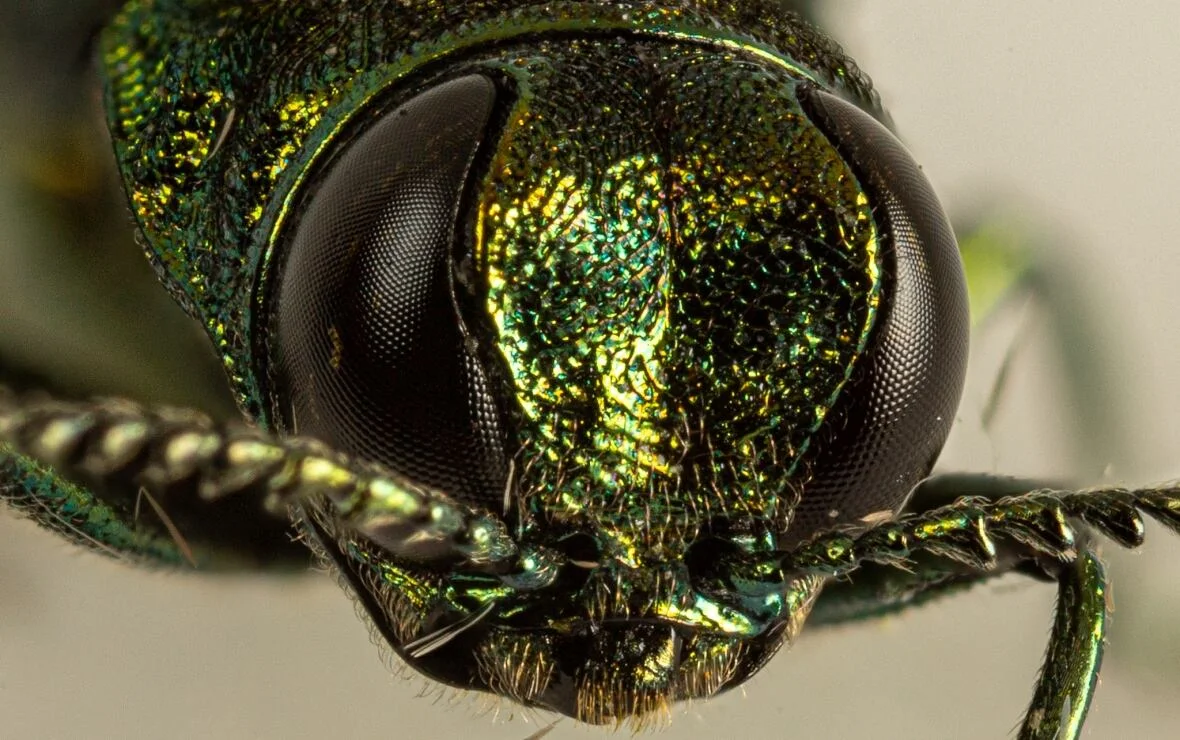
top-left (809, 473), bottom-right (1069, 624)
top-left (782, 480), bottom-right (1180, 740)
top-left (786, 482), bottom-right (1180, 579)
top-left (1020, 545), bottom-right (1106, 740)
top-left (0, 389), bottom-right (303, 569)
top-left (0, 389), bottom-right (518, 569)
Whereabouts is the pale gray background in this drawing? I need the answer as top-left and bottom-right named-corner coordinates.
top-left (2, 2), bottom-right (1179, 738)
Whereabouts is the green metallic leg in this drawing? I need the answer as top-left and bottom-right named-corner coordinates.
top-left (1, 390), bottom-right (305, 570)
top-left (2, 446), bottom-right (211, 568)
top-left (815, 535), bottom-right (1106, 739)
top-left (0, 389), bottom-right (520, 570)
top-left (783, 478), bottom-right (1180, 737)
top-left (1022, 546), bottom-right (1106, 740)
top-left (811, 474), bottom-right (1064, 625)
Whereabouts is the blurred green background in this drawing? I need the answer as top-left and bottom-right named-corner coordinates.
top-left (1, 2), bottom-right (1178, 738)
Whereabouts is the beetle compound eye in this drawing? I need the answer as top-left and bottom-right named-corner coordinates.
top-left (786, 88), bottom-right (970, 543)
top-left (268, 74), bottom-right (513, 506)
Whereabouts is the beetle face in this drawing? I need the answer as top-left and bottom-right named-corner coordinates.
top-left (9, 4), bottom-right (1180, 736)
top-left (92, 0), bottom-right (969, 726)
top-left (265, 37), bottom-right (968, 722)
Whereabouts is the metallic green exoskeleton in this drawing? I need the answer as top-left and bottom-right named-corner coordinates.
top-left (2, 2), bottom-right (1179, 737)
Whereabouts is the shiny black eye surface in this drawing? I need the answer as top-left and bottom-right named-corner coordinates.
top-left (268, 74), bottom-right (513, 506)
top-left (785, 87), bottom-right (970, 543)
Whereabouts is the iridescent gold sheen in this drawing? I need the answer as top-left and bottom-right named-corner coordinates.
top-left (0, 4), bottom-right (1167, 735)
top-left (476, 41), bottom-right (880, 554)
top-left (99, 0), bottom-right (882, 723)
top-left (101, 0), bottom-right (879, 420)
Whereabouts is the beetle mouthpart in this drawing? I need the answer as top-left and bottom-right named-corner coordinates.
top-left (474, 620), bottom-right (753, 725)
top-left (572, 622), bottom-right (681, 727)
top-left (481, 621), bottom-right (748, 726)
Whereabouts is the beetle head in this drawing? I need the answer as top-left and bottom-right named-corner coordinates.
top-left (276, 37), bottom-right (967, 724)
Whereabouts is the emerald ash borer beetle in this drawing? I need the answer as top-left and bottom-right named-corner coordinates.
top-left (2, 2), bottom-right (1178, 737)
